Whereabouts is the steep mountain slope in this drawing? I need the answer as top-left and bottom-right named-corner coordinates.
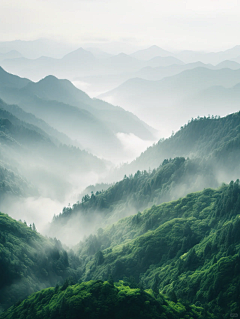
top-left (75, 181), bottom-right (240, 318)
top-left (50, 111), bottom-right (240, 242)
top-left (0, 164), bottom-right (34, 201)
top-left (0, 102), bottom-right (107, 202)
top-left (0, 212), bottom-right (81, 311)
top-left (0, 280), bottom-right (211, 319)
top-left (22, 75), bottom-right (156, 139)
top-left (0, 66), bottom-right (30, 89)
top-left (0, 99), bottom-right (77, 146)
top-left (0, 67), bottom-right (156, 159)
top-left (121, 111), bottom-right (240, 174)
top-left (49, 157), bottom-right (218, 244)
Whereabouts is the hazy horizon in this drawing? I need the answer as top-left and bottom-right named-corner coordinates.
top-left (1, 0), bottom-right (240, 52)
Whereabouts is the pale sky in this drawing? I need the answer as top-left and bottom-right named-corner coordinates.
top-left (1, 0), bottom-right (240, 51)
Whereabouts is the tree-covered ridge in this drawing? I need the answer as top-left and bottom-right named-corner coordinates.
top-left (0, 164), bottom-right (35, 200)
top-left (50, 157), bottom-right (218, 241)
top-left (74, 181), bottom-right (240, 318)
top-left (0, 99), bottom-right (107, 201)
top-left (51, 110), bottom-right (240, 241)
top-left (0, 280), bottom-right (214, 319)
top-left (122, 111), bottom-right (240, 173)
top-left (0, 212), bottom-right (81, 311)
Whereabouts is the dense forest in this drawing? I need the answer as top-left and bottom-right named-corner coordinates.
top-left (50, 157), bottom-right (218, 242)
top-left (50, 111), bottom-right (240, 242)
top-left (1, 181), bottom-right (240, 318)
top-left (120, 111), bottom-right (240, 174)
top-left (72, 181), bottom-right (240, 318)
top-left (1, 57), bottom-right (240, 319)
top-left (0, 213), bottom-right (81, 311)
top-left (0, 280), bottom-right (214, 319)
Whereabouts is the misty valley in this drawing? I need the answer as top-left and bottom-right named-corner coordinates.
top-left (1, 41), bottom-right (240, 319)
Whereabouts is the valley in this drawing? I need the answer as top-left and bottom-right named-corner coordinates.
top-left (0, 38), bottom-right (240, 319)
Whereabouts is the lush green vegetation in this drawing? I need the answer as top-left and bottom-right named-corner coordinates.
top-left (0, 212), bottom-right (81, 311)
top-left (122, 111), bottom-right (240, 173)
top-left (51, 157), bottom-right (218, 238)
top-left (73, 181), bottom-right (240, 318)
top-left (0, 162), bottom-right (35, 200)
top-left (52, 111), bottom-right (240, 240)
top-left (2, 69), bottom-right (240, 318)
top-left (0, 280), bottom-right (214, 319)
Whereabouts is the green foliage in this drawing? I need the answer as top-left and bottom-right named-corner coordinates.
top-left (0, 280), bottom-right (213, 319)
top-left (0, 213), bottom-right (81, 311)
top-left (0, 164), bottom-right (34, 200)
top-left (75, 181), bottom-right (240, 318)
top-left (125, 111), bottom-right (240, 172)
top-left (52, 157), bottom-right (218, 234)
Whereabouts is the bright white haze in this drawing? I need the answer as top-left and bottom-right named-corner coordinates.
top-left (0, 0), bottom-right (240, 52)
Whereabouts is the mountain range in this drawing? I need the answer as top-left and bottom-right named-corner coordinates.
top-left (1, 41), bottom-right (240, 319)
top-left (49, 111), bottom-right (240, 243)
top-left (0, 67), bottom-right (156, 161)
top-left (99, 67), bottom-right (240, 132)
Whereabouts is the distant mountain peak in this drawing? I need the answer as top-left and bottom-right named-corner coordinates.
top-left (62, 47), bottom-right (95, 60)
top-left (39, 74), bottom-right (59, 83)
top-left (131, 45), bottom-right (172, 60)
top-left (116, 52), bottom-right (129, 57)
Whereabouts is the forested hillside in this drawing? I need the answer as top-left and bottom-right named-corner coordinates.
top-left (0, 165), bottom-right (35, 201)
top-left (50, 157), bottom-right (219, 243)
top-left (0, 280), bottom-right (214, 319)
top-left (50, 111), bottom-right (240, 242)
top-left (0, 212), bottom-right (81, 311)
top-left (121, 111), bottom-right (240, 174)
top-left (72, 181), bottom-right (240, 318)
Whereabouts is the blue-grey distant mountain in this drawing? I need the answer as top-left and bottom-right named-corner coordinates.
top-left (0, 99), bottom-right (107, 201)
top-left (173, 45), bottom-right (240, 64)
top-left (0, 50), bottom-right (22, 62)
top-left (85, 47), bottom-right (113, 59)
top-left (215, 60), bottom-right (240, 69)
top-left (0, 67), bottom-right (156, 159)
top-left (0, 38), bottom-right (76, 59)
top-left (99, 67), bottom-right (240, 133)
top-left (0, 98), bottom-right (78, 147)
top-left (131, 45), bottom-right (172, 60)
top-left (1, 48), bottom-right (184, 82)
top-left (134, 60), bottom-right (240, 81)
top-left (134, 61), bottom-right (209, 80)
top-left (144, 55), bottom-right (184, 68)
top-left (1, 49), bottom-right (99, 80)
